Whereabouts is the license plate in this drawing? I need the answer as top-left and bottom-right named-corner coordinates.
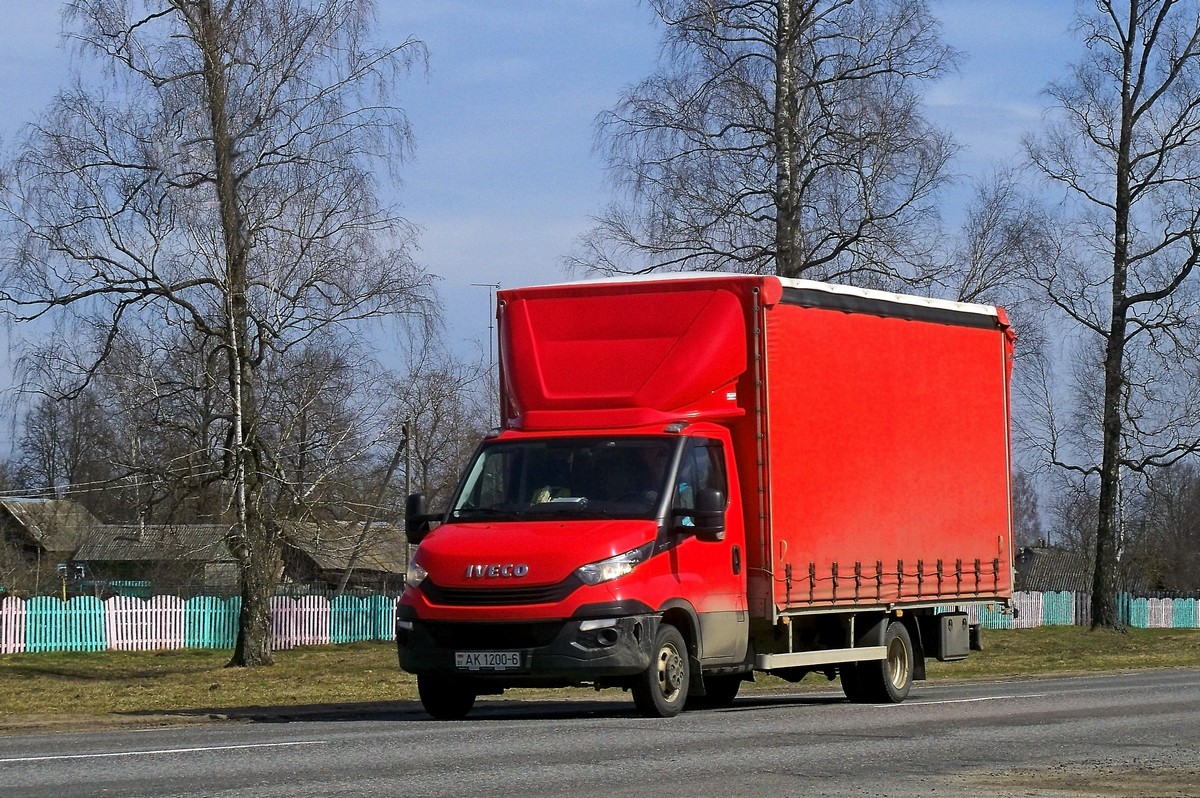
top-left (455, 651), bottom-right (521, 671)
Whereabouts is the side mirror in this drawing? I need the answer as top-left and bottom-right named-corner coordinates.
top-left (405, 493), bottom-right (440, 545)
top-left (689, 487), bottom-right (727, 543)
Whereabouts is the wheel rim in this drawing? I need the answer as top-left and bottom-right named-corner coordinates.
top-left (656, 641), bottom-right (685, 702)
top-left (887, 635), bottom-right (910, 689)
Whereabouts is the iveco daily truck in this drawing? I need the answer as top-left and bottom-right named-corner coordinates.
top-left (397, 273), bottom-right (1015, 718)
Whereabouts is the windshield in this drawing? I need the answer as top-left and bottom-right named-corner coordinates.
top-left (449, 436), bottom-right (676, 522)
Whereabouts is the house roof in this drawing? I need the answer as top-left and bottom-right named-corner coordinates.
top-left (1014, 545), bottom-right (1153, 593)
top-left (278, 521), bottom-right (408, 575)
top-left (1, 498), bottom-right (405, 577)
top-left (76, 524), bottom-right (234, 564)
top-left (1014, 546), bottom-right (1093, 593)
top-left (0, 498), bottom-right (102, 553)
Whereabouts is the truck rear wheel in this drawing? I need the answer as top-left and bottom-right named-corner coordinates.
top-left (854, 621), bottom-right (914, 703)
top-left (632, 624), bottom-right (689, 717)
top-left (417, 674), bottom-right (477, 720)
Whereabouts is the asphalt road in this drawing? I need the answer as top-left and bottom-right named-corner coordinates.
top-left (1, 670), bottom-right (1198, 798)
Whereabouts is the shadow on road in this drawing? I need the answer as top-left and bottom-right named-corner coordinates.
top-left (124, 689), bottom-right (849, 726)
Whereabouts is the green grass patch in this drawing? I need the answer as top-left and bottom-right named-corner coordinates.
top-left (0, 627), bottom-right (1196, 722)
top-left (925, 624), bottom-right (1200, 680)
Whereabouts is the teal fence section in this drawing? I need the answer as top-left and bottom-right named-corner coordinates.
top-left (1174, 598), bottom-right (1198, 628)
top-left (1126, 596), bottom-right (1148, 628)
top-left (367, 595), bottom-right (397, 641)
top-left (976, 602), bottom-right (1014, 630)
top-left (330, 595), bottom-right (395, 643)
top-left (77, 580), bottom-right (152, 599)
top-left (110, 580), bottom-right (153, 599)
top-left (185, 596), bottom-right (241, 648)
top-left (1042, 591), bottom-right (1075, 625)
top-left (1116, 592), bottom-right (1133, 625)
top-left (25, 595), bottom-right (107, 652)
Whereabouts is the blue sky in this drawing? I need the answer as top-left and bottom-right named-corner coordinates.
top-left (0, 1), bottom-right (1079, 452)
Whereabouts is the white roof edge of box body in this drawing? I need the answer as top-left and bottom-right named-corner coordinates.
top-left (506, 272), bottom-right (1000, 320)
top-left (777, 276), bottom-right (999, 319)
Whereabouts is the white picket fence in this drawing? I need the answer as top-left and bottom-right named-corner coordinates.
top-left (104, 595), bottom-right (187, 651)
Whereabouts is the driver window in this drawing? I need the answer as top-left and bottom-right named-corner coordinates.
top-left (455, 449), bottom-right (510, 512)
top-left (673, 439), bottom-right (726, 521)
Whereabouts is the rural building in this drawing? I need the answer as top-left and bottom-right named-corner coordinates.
top-left (0, 498), bottom-right (406, 596)
top-left (278, 520), bottom-right (409, 595)
top-left (0, 498), bottom-right (104, 594)
top-left (1013, 544), bottom-right (1156, 595)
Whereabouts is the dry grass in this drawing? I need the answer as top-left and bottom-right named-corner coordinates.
top-left (0, 627), bottom-right (1197, 724)
top-left (0, 643), bottom-right (412, 718)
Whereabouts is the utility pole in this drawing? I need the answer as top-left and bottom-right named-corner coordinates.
top-left (403, 419), bottom-right (412, 578)
top-left (471, 282), bottom-right (501, 424)
top-left (335, 423), bottom-right (409, 597)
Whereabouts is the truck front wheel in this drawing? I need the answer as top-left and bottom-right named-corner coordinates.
top-left (417, 674), bottom-right (477, 720)
top-left (853, 621), bottom-right (914, 703)
top-left (632, 624), bottom-right (689, 717)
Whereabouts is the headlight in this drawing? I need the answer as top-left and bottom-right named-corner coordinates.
top-left (406, 562), bottom-right (428, 589)
top-left (576, 543), bottom-right (653, 586)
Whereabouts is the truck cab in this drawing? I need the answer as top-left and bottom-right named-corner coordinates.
top-left (399, 423), bottom-right (748, 718)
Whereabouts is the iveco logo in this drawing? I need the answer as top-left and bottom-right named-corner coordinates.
top-left (465, 563), bottom-right (530, 578)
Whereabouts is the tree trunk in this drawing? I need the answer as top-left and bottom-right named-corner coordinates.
top-left (1092, 332), bottom-right (1125, 630)
top-left (773, 0), bottom-right (800, 278)
top-left (1092, 29), bottom-right (1135, 632)
top-left (229, 513), bottom-right (280, 667)
top-left (196, 0), bottom-right (280, 663)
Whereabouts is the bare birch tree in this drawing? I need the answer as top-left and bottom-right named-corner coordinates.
top-left (16, 391), bottom-right (107, 499)
top-left (392, 342), bottom-right (492, 510)
top-left (1136, 463), bottom-right (1200, 590)
top-left (0, 0), bottom-right (432, 664)
top-left (1024, 0), bottom-right (1200, 628)
top-left (569, 0), bottom-right (957, 285)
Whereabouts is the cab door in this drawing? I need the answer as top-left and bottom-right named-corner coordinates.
top-left (672, 433), bottom-right (748, 664)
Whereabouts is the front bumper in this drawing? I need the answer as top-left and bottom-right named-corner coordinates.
top-left (396, 609), bottom-right (656, 685)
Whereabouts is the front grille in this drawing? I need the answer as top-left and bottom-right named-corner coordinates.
top-left (421, 576), bottom-right (582, 606)
top-left (424, 621), bottom-right (563, 649)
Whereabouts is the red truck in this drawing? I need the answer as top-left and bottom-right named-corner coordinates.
top-left (398, 273), bottom-right (1015, 718)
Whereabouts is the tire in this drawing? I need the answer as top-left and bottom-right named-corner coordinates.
top-left (686, 673), bottom-right (742, 710)
top-left (632, 623), bottom-right (690, 717)
top-left (417, 673), bottom-right (477, 720)
top-left (855, 621), bottom-right (914, 703)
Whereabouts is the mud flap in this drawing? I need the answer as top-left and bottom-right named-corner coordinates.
top-left (688, 654), bottom-right (706, 696)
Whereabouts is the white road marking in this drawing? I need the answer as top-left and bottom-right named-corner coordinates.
top-left (893, 693), bottom-right (1048, 706)
top-left (0, 740), bottom-right (326, 764)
